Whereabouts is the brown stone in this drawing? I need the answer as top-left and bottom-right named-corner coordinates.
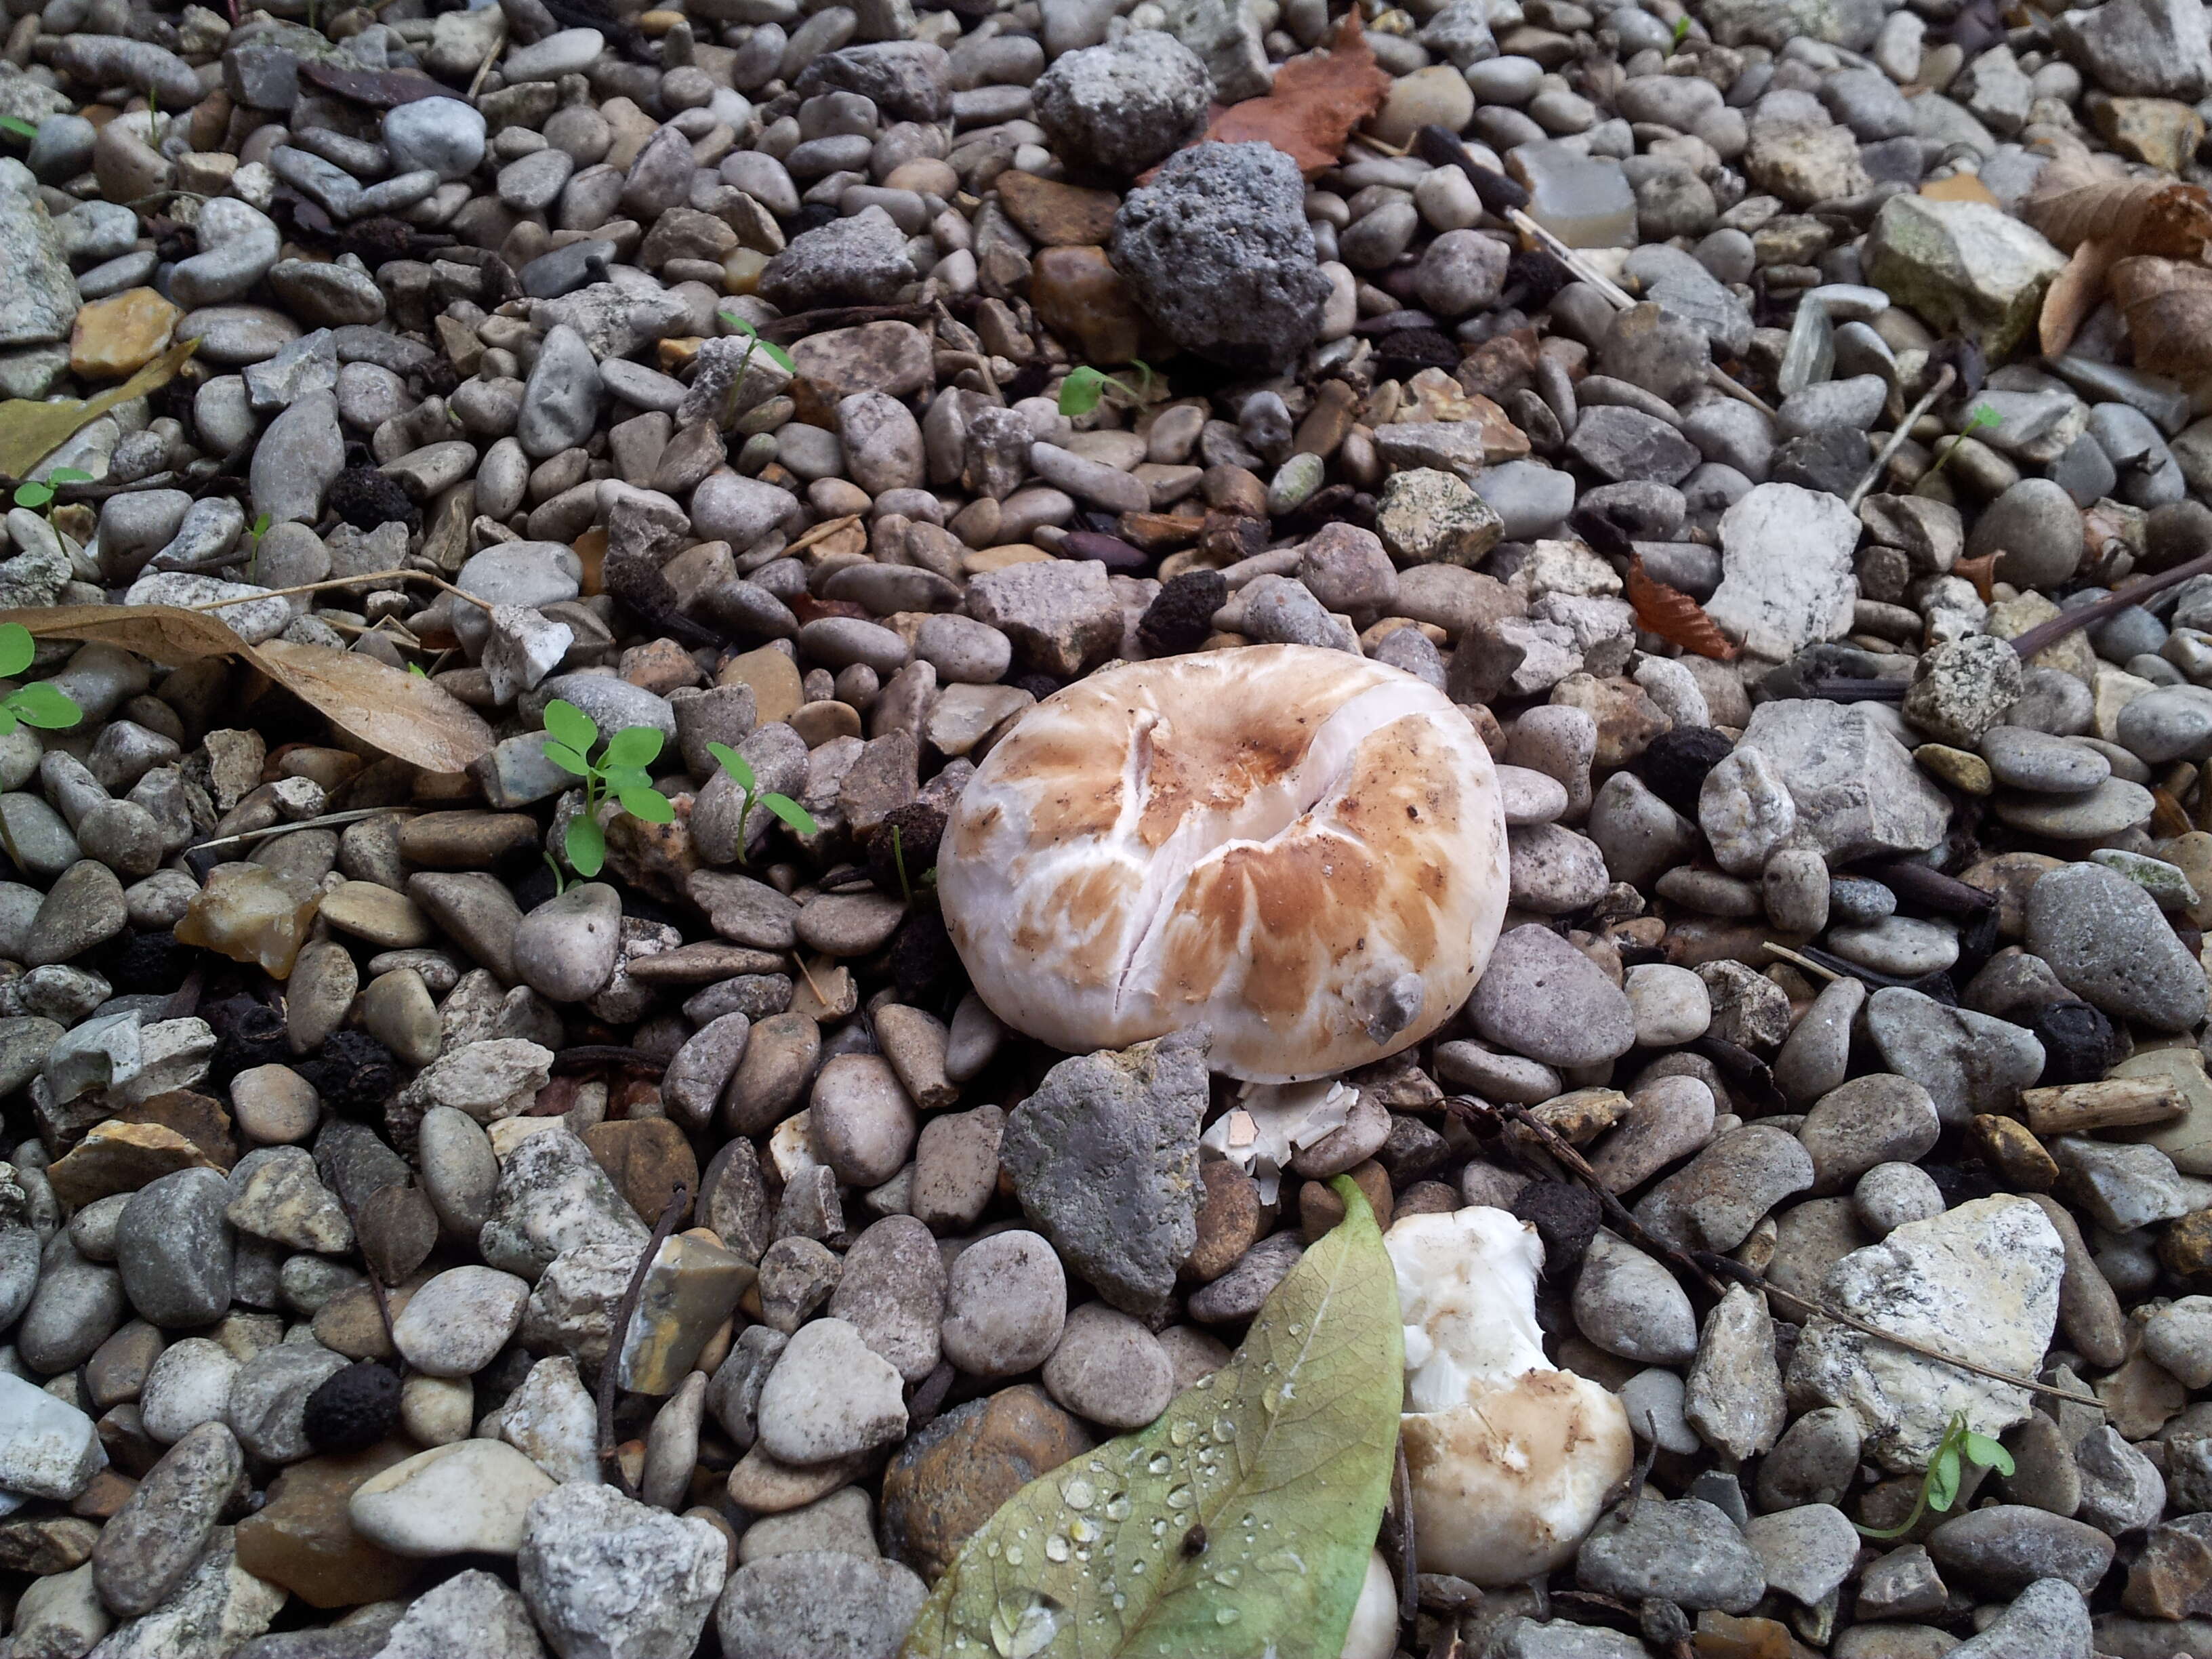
top-left (312, 1277), bottom-right (422, 1360)
top-left (996, 171), bottom-right (1120, 246)
top-left (68, 1468), bottom-right (138, 1520)
top-left (627, 941), bottom-right (787, 984)
top-left (1029, 245), bottom-right (1148, 368)
top-left (47, 1120), bottom-right (218, 1206)
top-left (70, 288), bottom-right (181, 378)
top-left (725, 1444), bottom-right (869, 1513)
top-left (1182, 1160), bottom-right (1260, 1284)
top-left (2097, 1347), bottom-right (2188, 1440)
top-left (1550, 674), bottom-right (1673, 769)
top-left (787, 321), bottom-right (933, 402)
top-left (584, 1118), bottom-right (700, 1225)
top-left (0, 1516), bottom-right (100, 1573)
top-left (2164, 1207), bottom-right (2212, 1282)
top-left (1961, 851), bottom-right (2066, 939)
top-left (881, 1385), bottom-right (1092, 1582)
top-left (1967, 1114), bottom-right (2057, 1191)
top-left (1297, 1160), bottom-right (1394, 1242)
top-left (719, 646), bottom-right (804, 724)
top-left (613, 1231), bottom-right (754, 1394)
top-left (355, 1183), bottom-right (438, 1285)
top-left (121, 1090), bottom-right (237, 1168)
top-left (234, 1441), bottom-right (421, 1608)
top-left (395, 812), bottom-right (539, 866)
top-left (2127, 1516), bottom-right (2212, 1619)
top-left (2094, 94), bottom-right (2205, 173)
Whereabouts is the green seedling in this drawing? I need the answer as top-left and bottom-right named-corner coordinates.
top-left (0, 623), bottom-right (82, 736)
top-left (713, 310), bottom-right (796, 428)
top-left (1058, 359), bottom-right (1160, 419)
top-left (539, 698), bottom-right (677, 880)
top-left (706, 741), bottom-right (817, 862)
top-left (0, 116), bottom-right (37, 143)
top-left (243, 511), bottom-right (270, 578)
top-left (407, 662), bottom-right (429, 680)
top-left (1856, 1412), bottom-right (2013, 1540)
top-left (1925, 401), bottom-right (2003, 484)
top-left (14, 468), bottom-right (92, 513)
top-left (1669, 14), bottom-right (1691, 47)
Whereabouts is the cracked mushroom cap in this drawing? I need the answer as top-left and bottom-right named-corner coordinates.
top-left (937, 644), bottom-right (1509, 1082)
top-left (1387, 1206), bottom-right (1633, 1585)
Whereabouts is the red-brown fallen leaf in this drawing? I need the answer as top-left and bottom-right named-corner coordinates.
top-left (1195, 12), bottom-right (1392, 178)
top-left (1627, 554), bottom-right (1738, 661)
top-left (1952, 552), bottom-right (1998, 602)
top-left (2039, 237), bottom-right (2121, 358)
top-left (2112, 255), bottom-right (2212, 386)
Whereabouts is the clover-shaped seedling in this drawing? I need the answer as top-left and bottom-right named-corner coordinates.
top-left (706, 741), bottom-right (817, 863)
top-left (14, 468), bottom-right (92, 514)
top-left (539, 698), bottom-right (676, 880)
top-left (1058, 360), bottom-right (1160, 419)
top-left (1856, 1411), bottom-right (2014, 1539)
top-left (0, 623), bottom-right (81, 736)
top-left (711, 311), bottom-right (796, 428)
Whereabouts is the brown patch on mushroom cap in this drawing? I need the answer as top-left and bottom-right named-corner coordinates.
top-left (938, 645), bottom-right (1511, 1081)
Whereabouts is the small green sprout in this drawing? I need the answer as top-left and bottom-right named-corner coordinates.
top-left (713, 310), bottom-right (796, 428)
top-left (0, 623), bottom-right (82, 736)
top-left (1058, 360), bottom-right (1160, 419)
top-left (14, 468), bottom-right (92, 513)
top-left (1856, 1412), bottom-right (2014, 1540)
top-left (705, 741), bottom-right (817, 862)
top-left (0, 116), bottom-right (38, 142)
top-left (407, 662), bottom-right (429, 680)
top-left (243, 511), bottom-right (270, 578)
top-left (1670, 14), bottom-right (1691, 46)
top-left (1925, 401), bottom-right (2002, 485)
top-left (539, 698), bottom-right (677, 880)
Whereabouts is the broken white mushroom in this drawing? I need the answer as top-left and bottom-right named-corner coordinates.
top-left (938, 645), bottom-right (1511, 1082)
top-left (1386, 1206), bottom-right (1633, 1584)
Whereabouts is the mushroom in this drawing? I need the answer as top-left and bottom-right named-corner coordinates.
top-left (1386, 1206), bottom-right (1633, 1584)
top-left (937, 645), bottom-right (1510, 1082)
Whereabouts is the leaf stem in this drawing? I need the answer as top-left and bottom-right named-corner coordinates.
top-left (180, 569), bottom-right (497, 613)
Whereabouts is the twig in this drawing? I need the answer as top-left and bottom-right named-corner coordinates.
top-left (466, 17), bottom-right (506, 100)
top-left (597, 1181), bottom-right (691, 1497)
top-left (332, 1185), bottom-right (398, 1355)
top-left (1763, 941), bottom-right (1843, 983)
top-left (2008, 547), bottom-right (2212, 658)
top-left (1703, 1256), bottom-right (2104, 1409)
top-left (1847, 365), bottom-right (1956, 510)
top-left (186, 806), bottom-right (415, 856)
top-left (1393, 1437), bottom-right (1417, 1630)
top-left (182, 569), bottom-right (496, 613)
top-left (1496, 204), bottom-right (1775, 417)
top-left (552, 1044), bottom-right (671, 1074)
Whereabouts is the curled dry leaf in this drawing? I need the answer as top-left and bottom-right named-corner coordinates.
top-left (1952, 552), bottom-right (1998, 603)
top-left (0, 604), bottom-right (494, 775)
top-left (2039, 239), bottom-right (2122, 358)
top-left (2110, 256), bottom-right (2212, 386)
top-left (1626, 555), bottom-right (1739, 660)
top-left (2021, 155), bottom-right (2212, 258)
top-left (1195, 12), bottom-right (1392, 178)
top-left (0, 337), bottom-right (199, 478)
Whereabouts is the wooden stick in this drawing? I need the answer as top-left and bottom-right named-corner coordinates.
top-left (186, 806), bottom-right (414, 855)
top-left (1848, 365), bottom-right (1956, 511)
top-left (1763, 941), bottom-right (1844, 983)
top-left (597, 1182), bottom-right (691, 1498)
top-left (181, 569), bottom-right (497, 613)
top-left (1393, 1439), bottom-right (1417, 1629)
top-left (2007, 547), bottom-right (2212, 659)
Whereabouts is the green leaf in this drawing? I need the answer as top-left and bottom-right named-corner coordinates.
top-left (598, 764), bottom-right (651, 794)
top-left (565, 813), bottom-right (605, 878)
top-left (541, 741), bottom-right (592, 777)
top-left (901, 1176), bottom-right (1403, 1659)
top-left (1962, 1433), bottom-right (2014, 1477)
top-left (543, 698), bottom-right (598, 755)
top-left (619, 785), bottom-right (676, 823)
top-left (1926, 1444), bottom-right (1963, 1514)
top-left (1058, 365), bottom-right (1109, 419)
top-left (7, 682), bottom-right (79, 731)
top-left (0, 116), bottom-right (37, 141)
top-left (602, 724), bottom-right (663, 769)
top-left (759, 793), bottom-right (818, 837)
top-left (1966, 401), bottom-right (2002, 433)
top-left (0, 705), bottom-right (19, 738)
top-left (12, 481), bottom-right (50, 510)
top-left (708, 741), bottom-right (756, 793)
top-left (0, 622), bottom-right (33, 679)
top-left (46, 467), bottom-right (91, 485)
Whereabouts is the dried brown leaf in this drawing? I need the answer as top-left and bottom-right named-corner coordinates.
top-left (1196, 12), bottom-right (1392, 177)
top-left (249, 640), bottom-right (493, 775)
top-left (2022, 156), bottom-right (2212, 259)
top-left (0, 338), bottom-right (199, 478)
top-left (2111, 255), bottom-right (2212, 386)
top-left (0, 604), bottom-right (494, 773)
top-left (0, 602), bottom-right (249, 663)
top-left (1953, 552), bottom-right (1998, 602)
top-left (1627, 554), bottom-right (1738, 660)
top-left (2039, 237), bottom-right (2121, 358)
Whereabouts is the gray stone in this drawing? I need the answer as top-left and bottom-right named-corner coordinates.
top-left (1576, 1497), bottom-right (1765, 1613)
top-left (0, 188), bottom-right (79, 347)
top-left (714, 1553), bottom-right (927, 1659)
top-left (1111, 142), bottom-right (1331, 373)
top-left (1866, 986), bottom-right (2047, 1130)
top-left (117, 1168), bottom-right (233, 1328)
top-left (1033, 30), bottom-right (1212, 176)
top-left (2026, 860), bottom-right (2210, 1031)
top-left (1467, 925), bottom-right (1636, 1067)
top-left (517, 1481), bottom-right (726, 1659)
top-left (1734, 699), bottom-right (1952, 860)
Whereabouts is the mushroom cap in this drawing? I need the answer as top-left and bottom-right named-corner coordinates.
top-left (937, 645), bottom-right (1510, 1082)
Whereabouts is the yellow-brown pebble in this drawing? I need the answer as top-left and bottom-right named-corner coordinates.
top-left (69, 287), bottom-right (180, 378)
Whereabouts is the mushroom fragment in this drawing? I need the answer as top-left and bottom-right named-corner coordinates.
top-left (1385, 1206), bottom-right (1634, 1584)
top-left (938, 645), bottom-right (1511, 1082)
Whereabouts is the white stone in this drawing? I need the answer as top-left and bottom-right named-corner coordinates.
top-left (0, 1370), bottom-right (104, 1499)
top-left (1704, 483), bottom-right (1860, 661)
top-left (518, 1482), bottom-right (729, 1659)
top-left (348, 1439), bottom-right (559, 1556)
top-left (500, 1355), bottom-right (602, 1483)
top-left (392, 1265), bottom-right (531, 1377)
top-left (1786, 1195), bottom-right (2063, 1471)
